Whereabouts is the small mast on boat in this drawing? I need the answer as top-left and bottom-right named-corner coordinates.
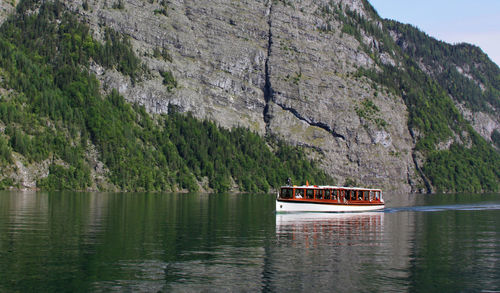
top-left (276, 180), bottom-right (384, 213)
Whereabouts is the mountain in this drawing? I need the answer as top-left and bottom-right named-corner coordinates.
top-left (0, 0), bottom-right (498, 193)
top-left (385, 20), bottom-right (500, 144)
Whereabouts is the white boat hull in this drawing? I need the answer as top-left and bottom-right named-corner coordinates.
top-left (276, 200), bottom-right (384, 213)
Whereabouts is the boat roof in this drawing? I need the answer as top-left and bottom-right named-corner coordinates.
top-left (280, 185), bottom-right (382, 191)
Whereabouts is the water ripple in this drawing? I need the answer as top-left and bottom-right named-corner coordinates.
top-left (385, 203), bottom-right (500, 213)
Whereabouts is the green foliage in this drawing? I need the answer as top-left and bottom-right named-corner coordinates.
top-left (0, 134), bottom-right (12, 164)
top-left (160, 70), bottom-right (177, 91)
top-left (153, 0), bottom-right (168, 16)
top-left (112, 0), bottom-right (124, 10)
top-left (423, 135), bottom-right (500, 193)
top-left (341, 23), bottom-right (359, 38)
top-left (37, 163), bottom-right (91, 191)
top-left (360, 0), bottom-right (380, 19)
top-left (0, 0), bottom-right (332, 192)
top-left (153, 8), bottom-right (167, 16)
top-left (95, 28), bottom-right (141, 81)
top-left (320, 3), bottom-right (397, 56)
top-left (355, 98), bottom-right (387, 128)
top-left (1, 0), bottom-right (140, 80)
top-left (0, 178), bottom-right (14, 190)
top-left (492, 130), bottom-right (500, 149)
top-left (153, 47), bottom-right (172, 62)
top-left (291, 72), bottom-right (302, 85)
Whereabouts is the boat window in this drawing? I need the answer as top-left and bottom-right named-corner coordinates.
top-left (324, 189), bottom-right (331, 200)
top-left (306, 189), bottom-right (314, 199)
top-left (316, 189), bottom-right (324, 200)
top-left (281, 188), bottom-right (293, 199)
top-left (345, 190), bottom-right (351, 201)
top-left (331, 189), bottom-right (337, 200)
top-left (295, 189), bottom-right (303, 199)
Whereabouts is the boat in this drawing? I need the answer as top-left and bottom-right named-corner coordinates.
top-left (276, 184), bottom-right (384, 213)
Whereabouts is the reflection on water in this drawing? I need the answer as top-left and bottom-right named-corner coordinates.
top-left (276, 212), bottom-right (384, 247)
top-left (271, 212), bottom-right (412, 292)
top-left (0, 191), bottom-right (499, 292)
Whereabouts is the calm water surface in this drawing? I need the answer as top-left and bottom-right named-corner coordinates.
top-left (0, 191), bottom-right (499, 292)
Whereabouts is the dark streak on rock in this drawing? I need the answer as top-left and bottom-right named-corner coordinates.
top-left (274, 101), bottom-right (346, 140)
top-left (262, 1), bottom-right (273, 133)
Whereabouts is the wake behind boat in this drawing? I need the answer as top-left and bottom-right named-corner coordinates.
top-left (276, 183), bottom-right (384, 213)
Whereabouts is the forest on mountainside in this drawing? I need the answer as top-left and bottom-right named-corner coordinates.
top-left (0, 0), bottom-right (331, 192)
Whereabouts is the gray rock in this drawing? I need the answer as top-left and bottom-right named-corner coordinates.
top-left (54, 0), bottom-right (422, 192)
top-left (0, 0), bottom-right (16, 25)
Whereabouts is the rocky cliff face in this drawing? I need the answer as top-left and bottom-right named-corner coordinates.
top-left (51, 0), bottom-right (421, 192)
top-left (0, 0), bottom-right (17, 24)
top-left (265, 1), bottom-right (417, 192)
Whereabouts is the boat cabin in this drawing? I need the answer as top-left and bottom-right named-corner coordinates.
top-left (278, 185), bottom-right (383, 204)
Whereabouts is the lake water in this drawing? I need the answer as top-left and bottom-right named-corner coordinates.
top-left (0, 191), bottom-right (499, 292)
